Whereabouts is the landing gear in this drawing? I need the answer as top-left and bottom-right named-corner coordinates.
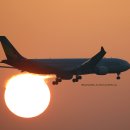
top-left (77, 75), bottom-right (82, 80)
top-left (117, 76), bottom-right (120, 80)
top-left (72, 78), bottom-right (78, 82)
top-left (72, 75), bottom-right (82, 83)
top-left (57, 78), bottom-right (62, 82)
top-left (116, 73), bottom-right (121, 80)
top-left (52, 77), bottom-right (62, 85)
top-left (52, 81), bottom-right (58, 85)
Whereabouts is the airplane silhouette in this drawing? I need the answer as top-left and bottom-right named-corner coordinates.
top-left (0, 36), bottom-right (129, 85)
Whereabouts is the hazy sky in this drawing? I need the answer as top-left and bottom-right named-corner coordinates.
top-left (0, 0), bottom-right (130, 130)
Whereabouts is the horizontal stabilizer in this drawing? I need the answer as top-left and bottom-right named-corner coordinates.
top-left (0, 65), bottom-right (15, 69)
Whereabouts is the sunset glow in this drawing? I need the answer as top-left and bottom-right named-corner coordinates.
top-left (4, 74), bottom-right (51, 118)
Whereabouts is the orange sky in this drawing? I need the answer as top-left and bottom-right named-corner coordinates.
top-left (0, 0), bottom-right (130, 130)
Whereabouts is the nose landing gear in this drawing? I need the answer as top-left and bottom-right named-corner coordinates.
top-left (116, 73), bottom-right (121, 80)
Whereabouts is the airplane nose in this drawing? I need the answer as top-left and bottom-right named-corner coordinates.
top-left (121, 60), bottom-right (130, 70)
top-left (125, 61), bottom-right (130, 69)
top-left (126, 61), bottom-right (130, 69)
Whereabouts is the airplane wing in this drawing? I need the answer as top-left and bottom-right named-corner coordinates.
top-left (0, 65), bottom-right (15, 69)
top-left (76, 47), bottom-right (106, 71)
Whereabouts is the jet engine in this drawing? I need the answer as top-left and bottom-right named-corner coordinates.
top-left (95, 66), bottom-right (108, 75)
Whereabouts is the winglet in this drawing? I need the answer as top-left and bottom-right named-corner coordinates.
top-left (101, 46), bottom-right (106, 53)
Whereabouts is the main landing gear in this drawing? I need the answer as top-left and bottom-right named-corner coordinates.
top-left (116, 73), bottom-right (121, 80)
top-left (52, 77), bottom-right (62, 85)
top-left (52, 75), bottom-right (82, 85)
top-left (72, 75), bottom-right (82, 83)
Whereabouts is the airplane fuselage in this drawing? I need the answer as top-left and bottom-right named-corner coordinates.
top-left (3, 58), bottom-right (130, 77)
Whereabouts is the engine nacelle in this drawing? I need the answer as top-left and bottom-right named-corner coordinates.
top-left (95, 66), bottom-right (108, 75)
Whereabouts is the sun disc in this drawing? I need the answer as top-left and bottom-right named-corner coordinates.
top-left (4, 74), bottom-right (51, 118)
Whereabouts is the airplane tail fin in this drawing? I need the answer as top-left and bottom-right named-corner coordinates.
top-left (0, 36), bottom-right (25, 61)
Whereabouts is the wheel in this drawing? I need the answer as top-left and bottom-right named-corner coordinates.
top-left (52, 81), bottom-right (55, 85)
top-left (72, 79), bottom-right (76, 82)
top-left (52, 81), bottom-right (58, 85)
top-left (72, 78), bottom-right (78, 82)
top-left (117, 76), bottom-right (120, 80)
top-left (75, 78), bottom-right (78, 82)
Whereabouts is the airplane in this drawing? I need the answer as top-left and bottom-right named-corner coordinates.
top-left (0, 36), bottom-right (130, 85)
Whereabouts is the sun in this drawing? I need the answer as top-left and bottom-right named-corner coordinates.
top-left (4, 73), bottom-right (51, 118)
